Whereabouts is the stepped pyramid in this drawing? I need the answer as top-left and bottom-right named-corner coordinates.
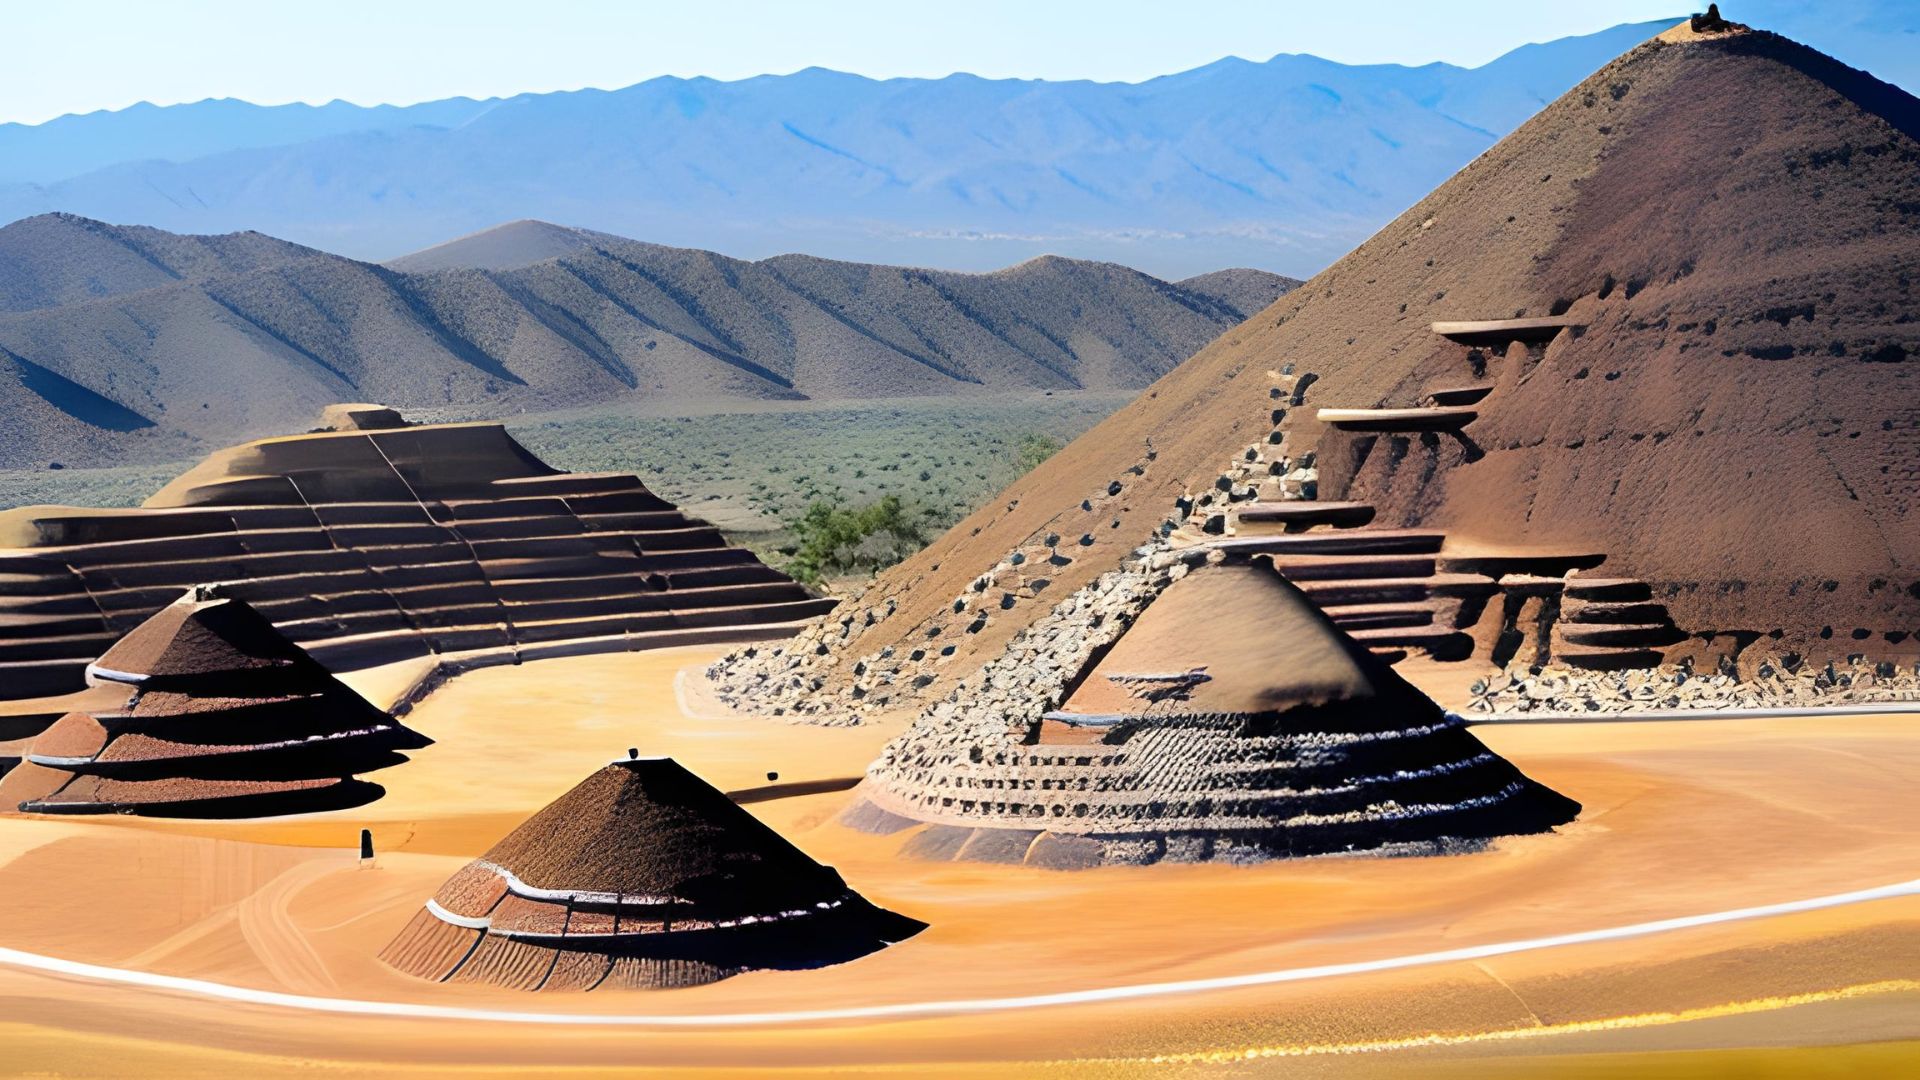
top-left (708, 15), bottom-right (1920, 726)
top-left (847, 558), bottom-right (1579, 867)
top-left (0, 404), bottom-right (835, 701)
top-left (0, 588), bottom-right (429, 817)
top-left (382, 756), bottom-right (924, 991)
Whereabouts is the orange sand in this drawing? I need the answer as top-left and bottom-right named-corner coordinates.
top-left (0, 645), bottom-right (1915, 1076)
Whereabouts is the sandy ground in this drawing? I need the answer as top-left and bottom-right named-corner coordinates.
top-left (0, 645), bottom-right (1915, 1076)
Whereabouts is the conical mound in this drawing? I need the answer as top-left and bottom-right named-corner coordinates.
top-left (0, 589), bottom-right (428, 818)
top-left (849, 559), bottom-right (1579, 868)
top-left (381, 756), bottom-right (924, 991)
top-left (707, 18), bottom-right (1920, 726)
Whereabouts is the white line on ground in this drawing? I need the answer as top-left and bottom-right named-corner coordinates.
top-left (1461, 702), bottom-right (1920, 725)
top-left (0, 878), bottom-right (1914, 1027)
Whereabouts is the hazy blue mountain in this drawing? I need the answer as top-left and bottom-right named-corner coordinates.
top-left (0, 97), bottom-right (500, 187)
top-left (0, 22), bottom-right (1687, 278)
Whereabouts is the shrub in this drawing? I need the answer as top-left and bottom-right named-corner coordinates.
top-left (784, 494), bottom-right (928, 584)
top-left (1014, 432), bottom-right (1063, 472)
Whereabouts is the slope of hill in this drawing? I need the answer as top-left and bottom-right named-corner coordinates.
top-left (0, 23), bottom-right (1677, 277)
top-left (385, 219), bottom-right (599, 272)
top-left (0, 212), bottom-right (326, 313)
top-left (0, 217), bottom-right (1296, 467)
top-left (706, 18), bottom-right (1920, 723)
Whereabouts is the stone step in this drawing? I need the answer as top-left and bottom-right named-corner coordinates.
top-left (1319, 603), bottom-right (1437, 631)
top-left (1431, 317), bottom-right (1580, 344)
top-left (1554, 646), bottom-right (1667, 671)
top-left (1424, 572), bottom-right (1506, 598)
top-left (1206, 529), bottom-right (1447, 558)
top-left (1265, 553), bottom-right (1439, 581)
top-left (0, 631), bottom-right (121, 664)
top-left (0, 570), bottom-right (86, 598)
top-left (1437, 551), bottom-right (1607, 577)
top-left (1424, 385), bottom-right (1494, 407)
top-left (1294, 577), bottom-right (1433, 606)
top-left (0, 658), bottom-right (94, 699)
top-left (1487, 573), bottom-right (1570, 596)
top-left (1315, 406), bottom-right (1478, 433)
top-left (0, 612), bottom-right (112, 641)
top-left (1231, 501), bottom-right (1376, 533)
top-left (0, 594), bottom-right (100, 617)
top-left (1563, 577), bottom-right (1655, 602)
top-left (1346, 626), bottom-right (1474, 660)
top-left (447, 515), bottom-right (588, 542)
top-left (1565, 600), bottom-right (1672, 624)
top-left (1555, 623), bottom-right (1689, 649)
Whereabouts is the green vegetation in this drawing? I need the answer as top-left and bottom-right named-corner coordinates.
top-left (0, 461), bottom-right (191, 511)
top-left (1015, 432), bottom-right (1064, 472)
top-left (782, 494), bottom-right (926, 585)
top-left (0, 394), bottom-right (1129, 585)
top-left (506, 395), bottom-right (1124, 581)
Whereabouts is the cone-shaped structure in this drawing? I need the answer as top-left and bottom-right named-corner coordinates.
top-left (0, 589), bottom-right (428, 817)
top-left (849, 559), bottom-right (1579, 867)
top-left (382, 756), bottom-right (924, 991)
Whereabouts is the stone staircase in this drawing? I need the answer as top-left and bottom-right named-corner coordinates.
top-left (1551, 575), bottom-right (1688, 670)
top-left (1176, 320), bottom-right (1684, 671)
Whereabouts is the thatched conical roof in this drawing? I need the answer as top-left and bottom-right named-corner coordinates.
top-left (382, 756), bottom-right (923, 991)
top-left (0, 590), bottom-right (427, 817)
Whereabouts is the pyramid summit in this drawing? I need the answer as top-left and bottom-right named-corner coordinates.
top-left (847, 558), bottom-right (1579, 867)
top-left (0, 589), bottom-right (429, 817)
top-left (709, 17), bottom-right (1920, 725)
top-left (382, 756), bottom-right (924, 990)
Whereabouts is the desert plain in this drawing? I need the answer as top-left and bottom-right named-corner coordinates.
top-left (0, 645), bottom-right (1913, 1077)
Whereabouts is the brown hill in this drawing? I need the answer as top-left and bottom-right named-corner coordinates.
top-left (0, 217), bottom-right (1298, 468)
top-left (706, 19), bottom-right (1920, 724)
top-left (846, 558), bottom-right (1578, 867)
top-left (381, 755), bottom-right (923, 990)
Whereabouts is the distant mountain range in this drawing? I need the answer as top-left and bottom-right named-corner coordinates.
top-left (0, 22), bottom-right (1686, 278)
top-left (0, 214), bottom-right (1296, 468)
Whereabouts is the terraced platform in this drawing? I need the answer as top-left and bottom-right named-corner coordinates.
top-left (0, 407), bottom-right (835, 701)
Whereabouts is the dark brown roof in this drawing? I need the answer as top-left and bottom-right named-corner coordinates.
top-left (469, 757), bottom-right (845, 917)
top-left (89, 594), bottom-right (318, 685)
top-left (2, 589), bottom-right (427, 818)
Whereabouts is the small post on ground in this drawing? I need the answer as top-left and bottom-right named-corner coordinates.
top-left (359, 828), bottom-right (375, 864)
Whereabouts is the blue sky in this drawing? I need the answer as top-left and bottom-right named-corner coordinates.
top-left (3, 0), bottom-right (1687, 124)
top-left (3, 1), bottom-right (1912, 126)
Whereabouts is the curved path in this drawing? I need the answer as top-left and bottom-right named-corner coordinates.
top-left (1462, 701), bottom-right (1920, 725)
top-left (1, 876), bottom-right (1915, 1028)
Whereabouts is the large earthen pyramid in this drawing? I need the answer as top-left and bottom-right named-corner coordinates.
top-left (0, 588), bottom-right (429, 817)
top-left (382, 756), bottom-right (925, 991)
top-left (709, 16), bottom-right (1920, 725)
top-left (846, 557), bottom-right (1579, 867)
top-left (0, 404), bottom-right (835, 701)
